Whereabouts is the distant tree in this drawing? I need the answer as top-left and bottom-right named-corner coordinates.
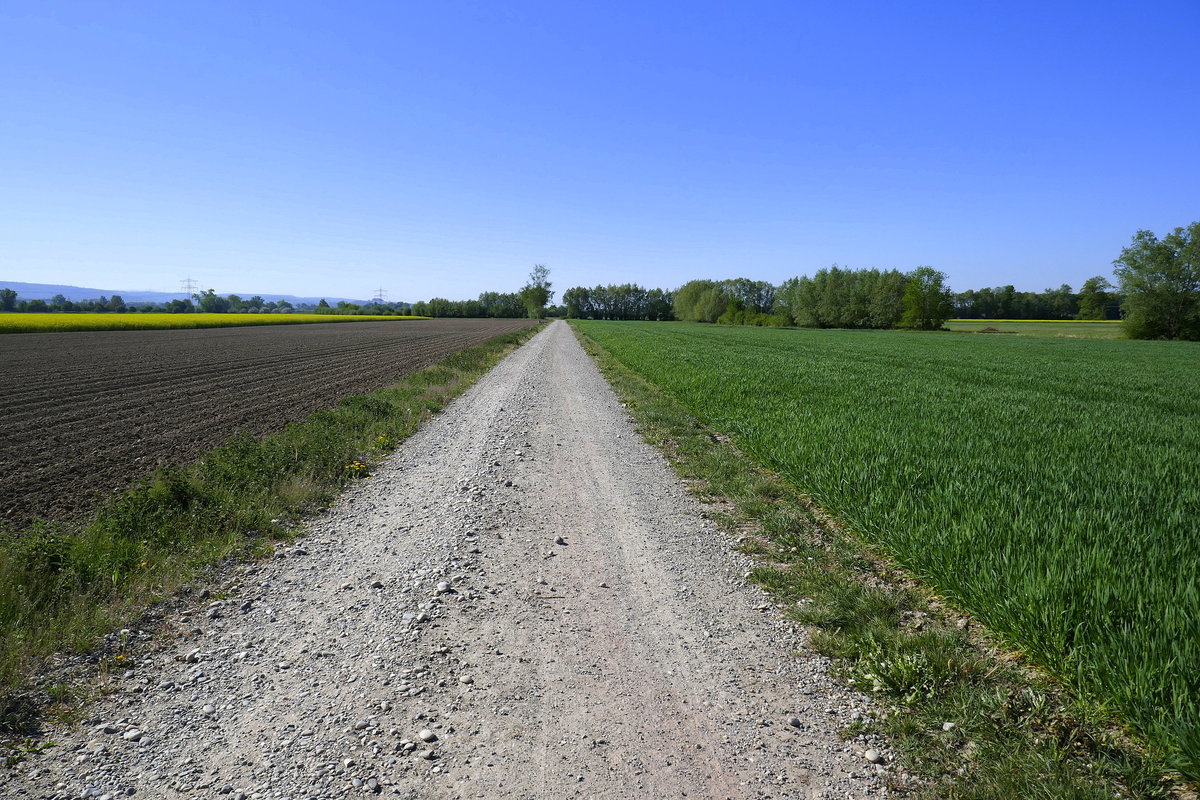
top-left (1044, 284), bottom-right (1078, 319)
top-left (673, 280), bottom-right (729, 322)
top-left (563, 286), bottom-right (591, 318)
top-left (1114, 222), bottom-right (1200, 340)
top-left (868, 270), bottom-right (909, 327)
top-left (1077, 276), bottom-right (1116, 320)
top-left (646, 288), bottom-right (674, 320)
top-left (725, 278), bottom-right (776, 314)
top-left (899, 266), bottom-right (953, 330)
top-left (193, 289), bottom-right (230, 313)
top-left (107, 294), bottom-right (125, 312)
top-left (519, 264), bottom-right (553, 319)
top-left (0, 288), bottom-right (17, 312)
top-left (994, 285), bottom-right (1016, 318)
top-left (26, 299), bottom-right (49, 312)
top-left (427, 297), bottom-right (452, 317)
top-left (166, 298), bottom-right (194, 313)
top-left (774, 267), bottom-right (905, 328)
top-left (317, 298), bottom-right (330, 309)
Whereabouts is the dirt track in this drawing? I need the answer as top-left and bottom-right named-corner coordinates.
top-left (5, 321), bottom-right (884, 799)
top-left (0, 318), bottom-right (535, 525)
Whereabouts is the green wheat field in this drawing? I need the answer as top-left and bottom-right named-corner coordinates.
top-left (573, 319), bottom-right (1200, 773)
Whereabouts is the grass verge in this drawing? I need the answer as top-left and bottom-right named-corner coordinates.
top-left (0, 323), bottom-right (542, 735)
top-left (571, 323), bottom-right (1184, 800)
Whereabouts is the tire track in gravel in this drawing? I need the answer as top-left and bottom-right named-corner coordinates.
top-left (4, 320), bottom-right (887, 800)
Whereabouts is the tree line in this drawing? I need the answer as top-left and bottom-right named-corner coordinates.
top-left (0, 265), bottom-right (555, 320)
top-left (0, 288), bottom-right (412, 316)
top-left (953, 278), bottom-right (1120, 320)
top-left (566, 267), bottom-right (955, 331)
top-left (5, 222), bottom-right (1195, 338)
top-left (408, 265), bottom-right (555, 319)
top-left (561, 221), bottom-right (1198, 340)
top-left (562, 285), bottom-right (674, 320)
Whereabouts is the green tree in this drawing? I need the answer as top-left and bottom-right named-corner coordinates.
top-left (1114, 222), bottom-right (1200, 340)
top-left (563, 286), bottom-right (591, 318)
top-left (520, 264), bottom-right (553, 319)
top-left (0, 288), bottom-right (17, 312)
top-left (673, 280), bottom-right (730, 322)
top-left (1044, 283), bottom-right (1078, 319)
top-left (1077, 276), bottom-right (1115, 320)
top-left (899, 266), bottom-right (953, 330)
top-left (646, 288), bottom-right (673, 320)
top-left (193, 289), bottom-right (230, 313)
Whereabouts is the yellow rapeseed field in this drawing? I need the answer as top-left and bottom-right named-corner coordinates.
top-left (0, 313), bottom-right (428, 334)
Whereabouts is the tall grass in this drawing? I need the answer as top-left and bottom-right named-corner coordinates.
top-left (572, 320), bottom-right (1200, 778)
top-left (0, 312), bottom-right (428, 334)
top-left (0, 325), bottom-right (539, 727)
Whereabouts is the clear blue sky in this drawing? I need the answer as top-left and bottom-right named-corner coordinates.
top-left (2, 0), bottom-right (1197, 300)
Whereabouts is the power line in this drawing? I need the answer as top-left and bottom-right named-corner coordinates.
top-left (371, 287), bottom-right (387, 303)
top-left (181, 277), bottom-right (199, 295)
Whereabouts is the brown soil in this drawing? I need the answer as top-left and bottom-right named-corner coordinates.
top-left (0, 319), bottom-right (535, 526)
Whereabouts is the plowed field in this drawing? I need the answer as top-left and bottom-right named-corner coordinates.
top-left (0, 318), bottom-right (536, 525)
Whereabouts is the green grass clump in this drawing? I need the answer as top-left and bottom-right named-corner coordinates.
top-left (0, 324), bottom-right (539, 728)
top-left (572, 319), bottom-right (1200, 780)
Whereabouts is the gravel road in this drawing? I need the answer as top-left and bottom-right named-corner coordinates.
top-left (7, 321), bottom-right (886, 799)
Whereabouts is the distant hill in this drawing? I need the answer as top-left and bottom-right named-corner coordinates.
top-left (0, 281), bottom-right (380, 306)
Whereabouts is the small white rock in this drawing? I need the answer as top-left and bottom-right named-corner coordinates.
top-left (418, 729), bottom-right (436, 742)
top-left (864, 748), bottom-right (883, 764)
